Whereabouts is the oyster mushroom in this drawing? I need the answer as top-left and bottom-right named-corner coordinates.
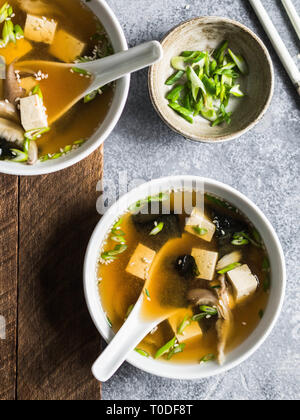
top-left (27, 140), bottom-right (38, 165)
top-left (4, 62), bottom-right (26, 105)
top-left (187, 284), bottom-right (233, 365)
top-left (215, 275), bottom-right (233, 365)
top-left (0, 117), bottom-right (24, 147)
top-left (0, 100), bottom-right (20, 123)
top-left (17, 0), bottom-right (62, 16)
top-left (187, 288), bottom-right (219, 307)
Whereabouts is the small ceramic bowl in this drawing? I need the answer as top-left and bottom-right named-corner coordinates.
top-left (84, 176), bottom-right (286, 380)
top-left (0, 0), bottom-right (130, 176)
top-left (149, 17), bottom-right (274, 143)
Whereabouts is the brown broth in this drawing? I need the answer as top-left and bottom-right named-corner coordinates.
top-left (98, 191), bottom-right (270, 364)
top-left (0, 0), bottom-right (113, 156)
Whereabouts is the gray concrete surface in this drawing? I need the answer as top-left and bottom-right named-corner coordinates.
top-left (101, 0), bottom-right (300, 400)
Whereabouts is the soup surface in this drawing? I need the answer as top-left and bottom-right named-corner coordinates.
top-left (0, 0), bottom-right (113, 164)
top-left (98, 191), bottom-right (271, 365)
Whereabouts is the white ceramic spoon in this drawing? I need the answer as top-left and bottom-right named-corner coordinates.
top-left (92, 294), bottom-right (167, 382)
top-left (18, 41), bottom-right (163, 124)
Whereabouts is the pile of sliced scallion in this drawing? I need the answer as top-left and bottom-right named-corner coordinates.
top-left (165, 41), bottom-right (248, 126)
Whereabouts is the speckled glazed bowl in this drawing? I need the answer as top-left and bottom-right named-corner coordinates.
top-left (149, 17), bottom-right (274, 143)
top-left (84, 176), bottom-right (286, 380)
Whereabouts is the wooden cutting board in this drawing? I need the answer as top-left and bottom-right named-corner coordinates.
top-left (0, 146), bottom-right (104, 400)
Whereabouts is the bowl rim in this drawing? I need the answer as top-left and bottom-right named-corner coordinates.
top-left (148, 16), bottom-right (275, 144)
top-left (0, 0), bottom-right (130, 176)
top-left (83, 175), bottom-right (286, 380)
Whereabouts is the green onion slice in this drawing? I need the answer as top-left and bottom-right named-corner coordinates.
top-left (167, 343), bottom-right (186, 360)
top-left (192, 226), bottom-right (208, 236)
top-left (135, 348), bottom-right (149, 358)
top-left (149, 222), bottom-right (164, 236)
top-left (155, 336), bottom-right (177, 359)
top-left (217, 262), bottom-right (241, 274)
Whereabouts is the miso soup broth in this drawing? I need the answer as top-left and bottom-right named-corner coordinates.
top-left (0, 0), bottom-right (113, 164)
top-left (98, 191), bottom-right (271, 365)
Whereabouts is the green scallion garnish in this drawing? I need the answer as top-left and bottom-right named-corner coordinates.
top-left (149, 222), bottom-right (164, 236)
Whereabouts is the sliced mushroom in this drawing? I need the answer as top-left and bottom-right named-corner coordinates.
top-left (216, 251), bottom-right (242, 271)
top-left (17, 0), bottom-right (62, 16)
top-left (0, 117), bottom-right (24, 147)
top-left (4, 62), bottom-right (26, 105)
top-left (188, 282), bottom-right (233, 365)
top-left (215, 275), bottom-right (233, 365)
top-left (187, 288), bottom-right (219, 307)
top-left (27, 140), bottom-right (38, 165)
top-left (0, 100), bottom-right (20, 123)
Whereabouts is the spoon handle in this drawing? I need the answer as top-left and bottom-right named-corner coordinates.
top-left (92, 298), bottom-right (158, 382)
top-left (82, 40), bottom-right (163, 94)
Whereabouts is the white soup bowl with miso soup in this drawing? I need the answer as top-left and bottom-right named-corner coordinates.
top-left (84, 176), bottom-right (286, 380)
top-left (0, 0), bottom-right (130, 175)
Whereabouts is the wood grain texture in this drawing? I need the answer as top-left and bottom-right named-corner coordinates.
top-left (17, 148), bottom-right (103, 400)
top-left (0, 175), bottom-right (18, 400)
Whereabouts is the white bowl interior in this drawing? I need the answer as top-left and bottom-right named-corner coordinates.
top-left (84, 176), bottom-right (286, 380)
top-left (0, 0), bottom-right (130, 176)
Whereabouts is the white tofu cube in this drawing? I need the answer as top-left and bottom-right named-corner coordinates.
top-left (20, 94), bottom-right (48, 131)
top-left (168, 308), bottom-right (202, 343)
top-left (49, 30), bottom-right (86, 63)
top-left (191, 248), bottom-right (218, 281)
top-left (227, 264), bottom-right (258, 303)
top-left (126, 244), bottom-right (156, 281)
top-left (24, 15), bottom-right (57, 44)
top-left (185, 208), bottom-right (216, 242)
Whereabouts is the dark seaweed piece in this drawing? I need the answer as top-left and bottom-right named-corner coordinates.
top-left (0, 138), bottom-right (15, 160)
top-left (132, 209), bottom-right (182, 251)
top-left (175, 255), bottom-right (198, 279)
top-left (211, 210), bottom-right (247, 246)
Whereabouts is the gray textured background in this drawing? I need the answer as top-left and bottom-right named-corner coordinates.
top-left (101, 0), bottom-right (300, 400)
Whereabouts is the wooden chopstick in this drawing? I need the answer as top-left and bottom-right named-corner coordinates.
top-left (249, 0), bottom-right (300, 96)
top-left (281, 0), bottom-right (300, 41)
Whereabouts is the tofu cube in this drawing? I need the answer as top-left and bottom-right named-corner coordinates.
top-left (185, 208), bottom-right (216, 242)
top-left (168, 309), bottom-right (202, 343)
top-left (24, 15), bottom-right (57, 44)
top-left (49, 30), bottom-right (86, 63)
top-left (0, 39), bottom-right (32, 65)
top-left (191, 248), bottom-right (218, 281)
top-left (20, 77), bottom-right (37, 94)
top-left (125, 244), bottom-right (156, 281)
top-left (20, 94), bottom-right (48, 131)
top-left (227, 264), bottom-right (258, 303)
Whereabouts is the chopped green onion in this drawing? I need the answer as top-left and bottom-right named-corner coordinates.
top-left (230, 84), bottom-right (245, 97)
top-left (165, 70), bottom-right (185, 86)
top-left (101, 244), bottom-right (127, 261)
top-left (144, 288), bottom-right (151, 300)
top-left (177, 315), bottom-right (192, 335)
top-left (168, 102), bottom-right (193, 124)
top-left (166, 84), bottom-right (184, 102)
top-left (200, 354), bottom-right (215, 363)
top-left (135, 348), bottom-right (149, 358)
top-left (155, 336), bottom-right (176, 359)
top-left (199, 306), bottom-right (218, 316)
top-left (71, 67), bottom-right (91, 76)
top-left (171, 56), bottom-right (186, 71)
top-left (192, 226), bottom-right (208, 236)
top-left (191, 313), bottom-right (207, 322)
top-left (228, 49), bottom-right (248, 75)
top-left (125, 304), bottom-right (134, 319)
top-left (214, 40), bottom-right (228, 64)
top-left (263, 274), bottom-right (271, 292)
top-left (217, 262), bottom-right (241, 274)
top-left (259, 310), bottom-right (264, 319)
top-left (167, 343), bottom-right (186, 360)
top-left (9, 149), bottom-right (27, 162)
top-left (149, 222), bottom-right (164, 236)
top-left (106, 315), bottom-right (112, 328)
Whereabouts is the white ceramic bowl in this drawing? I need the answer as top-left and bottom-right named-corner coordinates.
top-left (0, 0), bottom-right (130, 176)
top-left (84, 176), bottom-right (286, 380)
